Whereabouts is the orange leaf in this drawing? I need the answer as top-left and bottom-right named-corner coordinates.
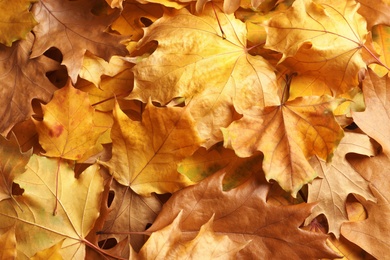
top-left (34, 81), bottom-right (110, 160)
top-left (222, 95), bottom-right (344, 196)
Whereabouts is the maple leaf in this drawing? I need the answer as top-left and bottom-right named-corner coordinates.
top-left (0, 133), bottom-right (31, 202)
top-left (99, 178), bottom-right (162, 251)
top-left (341, 152), bottom-right (390, 258)
top-left (99, 101), bottom-right (202, 196)
top-left (264, 0), bottom-right (367, 95)
top-left (133, 211), bottom-right (248, 259)
top-left (0, 225), bottom-right (16, 259)
top-left (370, 25), bottom-right (390, 76)
top-left (30, 0), bottom-right (128, 83)
top-left (148, 172), bottom-right (339, 259)
top-left (30, 240), bottom-right (64, 260)
top-left (222, 95), bottom-right (344, 196)
top-left (352, 68), bottom-right (390, 157)
top-left (0, 0), bottom-right (37, 46)
top-left (129, 6), bottom-right (279, 147)
top-left (33, 81), bottom-right (111, 160)
top-left (0, 32), bottom-right (59, 136)
top-left (357, 0), bottom-right (390, 29)
top-left (305, 132), bottom-right (376, 238)
top-left (0, 156), bottom-right (103, 258)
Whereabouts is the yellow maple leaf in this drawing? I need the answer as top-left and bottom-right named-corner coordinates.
top-left (264, 0), bottom-right (367, 95)
top-left (99, 100), bottom-right (203, 196)
top-left (222, 95), bottom-right (344, 196)
top-left (0, 0), bottom-right (37, 46)
top-left (34, 81), bottom-right (111, 160)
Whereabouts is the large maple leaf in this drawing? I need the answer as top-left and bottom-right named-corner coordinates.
top-left (264, 0), bottom-right (367, 95)
top-left (99, 101), bottom-right (203, 196)
top-left (129, 6), bottom-right (279, 147)
top-left (352, 68), bottom-right (390, 157)
top-left (31, 0), bottom-right (128, 83)
top-left (148, 172), bottom-right (339, 259)
top-left (0, 156), bottom-right (103, 259)
top-left (0, 0), bottom-right (37, 46)
top-left (341, 153), bottom-right (390, 259)
top-left (33, 81), bottom-right (112, 160)
top-left (222, 95), bottom-right (344, 196)
top-left (305, 132), bottom-right (376, 238)
top-left (0, 32), bottom-right (59, 136)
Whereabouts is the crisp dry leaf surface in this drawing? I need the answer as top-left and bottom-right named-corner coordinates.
top-left (0, 156), bottom-right (103, 258)
top-left (0, 33), bottom-right (59, 136)
top-left (352, 68), bottom-right (390, 156)
top-left (0, 0), bottom-right (37, 46)
top-left (130, 6), bottom-right (278, 146)
top-left (264, 0), bottom-right (367, 94)
top-left (134, 211), bottom-right (247, 259)
top-left (99, 101), bottom-right (202, 196)
top-left (306, 132), bottom-right (376, 238)
top-left (357, 0), bottom-right (390, 29)
top-left (0, 225), bottom-right (16, 259)
top-left (31, 0), bottom-right (128, 83)
top-left (34, 82), bottom-right (110, 160)
top-left (222, 95), bottom-right (344, 196)
top-left (148, 172), bottom-right (338, 259)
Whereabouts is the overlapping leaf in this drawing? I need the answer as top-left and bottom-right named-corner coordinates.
top-left (130, 6), bottom-right (278, 146)
top-left (148, 172), bottom-right (338, 259)
top-left (99, 100), bottom-right (202, 196)
top-left (305, 132), bottom-right (376, 238)
top-left (352, 68), bottom-right (390, 156)
top-left (0, 156), bottom-right (103, 258)
top-left (34, 82), bottom-right (111, 160)
top-left (222, 95), bottom-right (344, 196)
top-left (31, 0), bottom-right (128, 83)
top-left (0, 32), bottom-right (59, 136)
top-left (264, 0), bottom-right (367, 95)
top-left (0, 0), bottom-right (37, 46)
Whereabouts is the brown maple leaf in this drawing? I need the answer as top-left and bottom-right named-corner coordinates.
top-left (31, 0), bottom-right (128, 83)
top-left (148, 172), bottom-right (339, 259)
top-left (0, 32), bottom-right (59, 136)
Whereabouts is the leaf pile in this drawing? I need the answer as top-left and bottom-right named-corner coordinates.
top-left (1, 0), bottom-right (390, 258)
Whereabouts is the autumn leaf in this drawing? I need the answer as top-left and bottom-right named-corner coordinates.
top-left (133, 211), bottom-right (248, 259)
top-left (369, 25), bottom-right (390, 76)
top-left (0, 225), bottom-right (16, 259)
top-left (99, 100), bottom-right (202, 196)
top-left (30, 240), bottom-right (64, 260)
top-left (34, 81), bottom-right (111, 160)
top-left (222, 95), bottom-right (344, 196)
top-left (0, 156), bottom-right (103, 258)
top-left (148, 172), bottom-right (339, 259)
top-left (305, 132), bottom-right (376, 238)
top-left (0, 133), bottom-right (31, 202)
top-left (264, 0), bottom-right (367, 95)
top-left (357, 0), bottom-right (390, 29)
top-left (30, 0), bottom-right (128, 83)
top-left (130, 5), bottom-right (279, 146)
top-left (352, 68), bottom-right (390, 157)
top-left (0, 32), bottom-right (59, 136)
top-left (99, 178), bottom-right (162, 251)
top-left (0, 0), bottom-right (37, 46)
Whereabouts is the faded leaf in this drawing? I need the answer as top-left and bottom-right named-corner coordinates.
top-left (135, 211), bottom-right (247, 259)
top-left (352, 69), bottom-right (390, 156)
top-left (264, 0), bottom-right (367, 95)
top-left (222, 95), bottom-right (344, 196)
top-left (99, 101), bottom-right (202, 196)
top-left (357, 0), bottom-right (390, 29)
top-left (0, 156), bottom-right (103, 258)
top-left (0, 0), bottom-right (37, 46)
top-left (30, 240), bottom-right (64, 260)
top-left (34, 82), bottom-right (110, 160)
top-left (130, 6), bottom-right (278, 146)
top-left (148, 172), bottom-right (338, 259)
top-left (305, 132), bottom-right (376, 238)
top-left (0, 32), bottom-right (59, 136)
top-left (31, 0), bottom-right (128, 83)
top-left (0, 133), bottom-right (32, 202)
